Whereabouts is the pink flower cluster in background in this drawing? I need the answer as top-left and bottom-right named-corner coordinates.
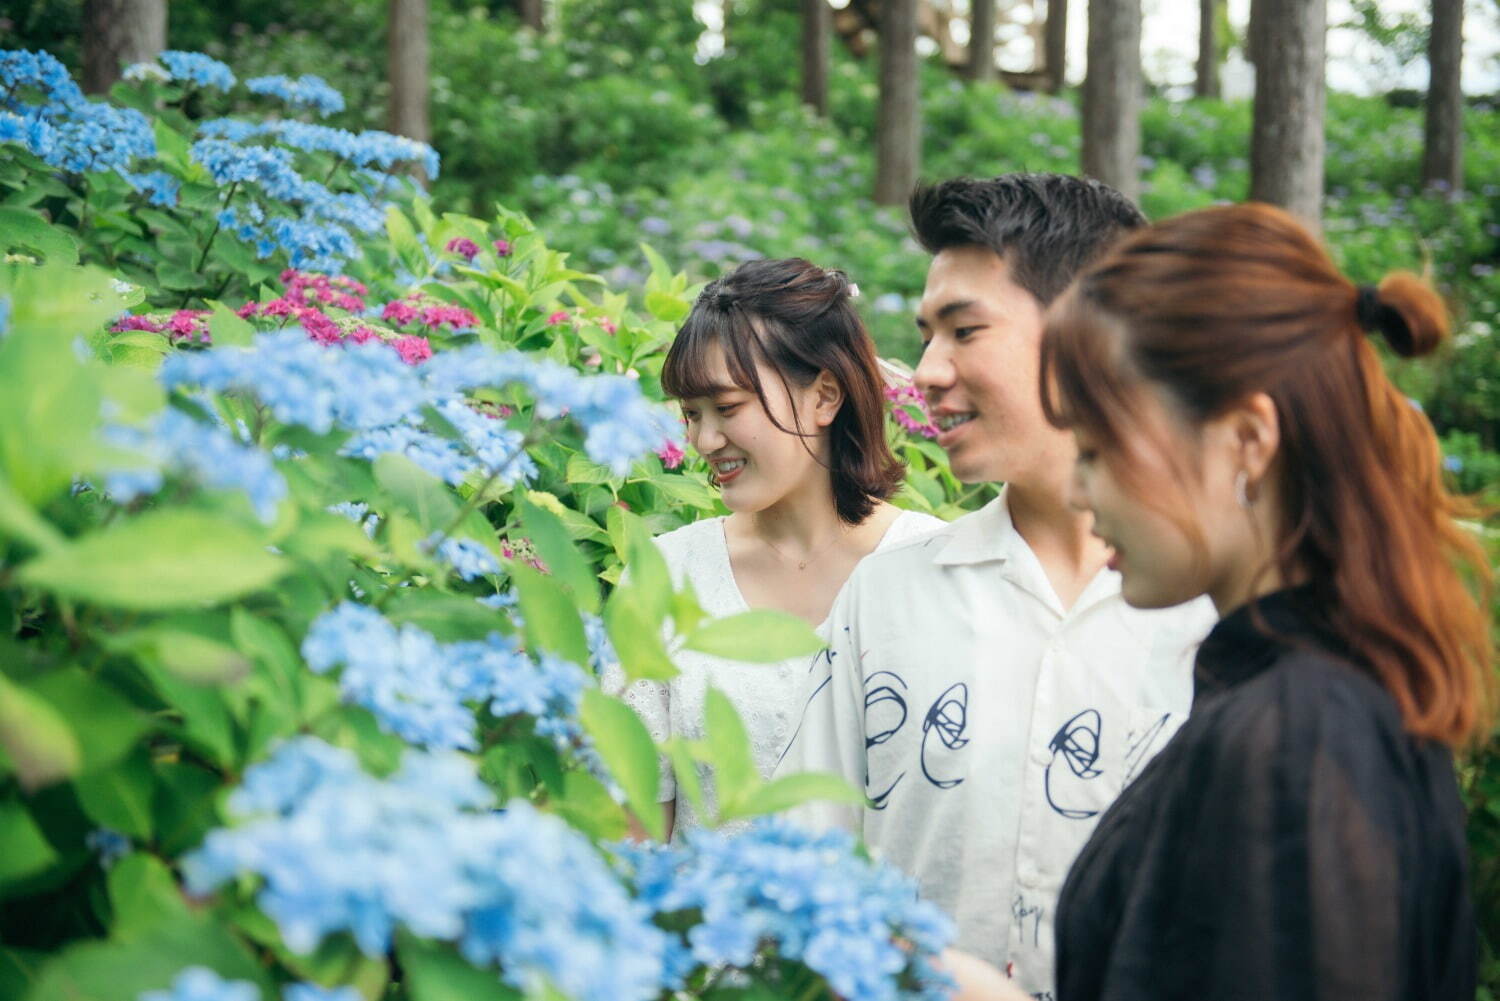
top-left (884, 383), bottom-right (939, 439)
top-left (112, 309), bottom-right (211, 344)
top-left (655, 441), bottom-right (686, 469)
top-left (381, 294), bottom-right (480, 331)
top-left (444, 237), bottom-right (481, 261)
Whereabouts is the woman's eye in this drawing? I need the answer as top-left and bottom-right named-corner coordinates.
top-left (954, 326), bottom-right (981, 340)
top-left (682, 411), bottom-right (699, 422)
top-left (717, 405), bottom-right (740, 417)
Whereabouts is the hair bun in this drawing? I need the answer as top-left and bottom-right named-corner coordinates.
top-left (1356, 273), bottom-right (1447, 359)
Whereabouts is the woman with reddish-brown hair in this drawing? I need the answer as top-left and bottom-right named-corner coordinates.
top-left (946, 202), bottom-right (1493, 1001)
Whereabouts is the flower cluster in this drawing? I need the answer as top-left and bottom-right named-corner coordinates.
top-left (301, 602), bottom-right (590, 747)
top-left (444, 236), bottom-right (480, 260)
top-left (184, 739), bottom-right (669, 1001)
top-left (427, 533), bottom-right (503, 581)
top-left (232, 271), bottom-right (427, 358)
top-left (380, 293), bottom-right (479, 331)
top-left (154, 51), bottom-right (236, 91)
top-left (198, 119), bottom-right (439, 181)
top-left (113, 309), bottom-right (211, 344)
top-left (245, 74), bottom-right (346, 117)
top-left (138, 967), bottom-right (257, 1001)
top-left (885, 383), bottom-right (939, 440)
top-left (618, 819), bottom-right (954, 1001)
top-left (103, 408), bottom-right (287, 522)
top-left (0, 49), bottom-right (155, 174)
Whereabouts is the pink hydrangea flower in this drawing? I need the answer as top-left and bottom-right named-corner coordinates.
top-left (422, 304), bottom-right (479, 329)
top-left (598, 317), bottom-right (618, 335)
top-left (300, 308), bottom-right (344, 345)
top-left (546, 310), bottom-right (571, 326)
top-left (884, 383), bottom-right (939, 439)
top-left (493, 239), bottom-right (512, 257)
top-left (382, 299), bottom-right (421, 326)
top-left (111, 314), bottom-right (166, 333)
top-left (347, 326), bottom-right (382, 344)
top-left (445, 237), bottom-right (481, 260)
top-left (261, 297), bottom-right (299, 318)
top-left (393, 334), bottom-right (433, 365)
top-left (656, 441), bottom-right (686, 470)
top-left (235, 301), bottom-right (259, 319)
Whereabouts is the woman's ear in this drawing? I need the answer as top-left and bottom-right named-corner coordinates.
top-left (1234, 391), bottom-right (1281, 484)
top-left (812, 370), bottom-right (844, 427)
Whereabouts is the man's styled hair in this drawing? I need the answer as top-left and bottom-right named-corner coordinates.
top-left (908, 174), bottom-right (1147, 305)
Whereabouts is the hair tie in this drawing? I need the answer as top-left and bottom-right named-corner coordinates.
top-left (1354, 285), bottom-right (1383, 332)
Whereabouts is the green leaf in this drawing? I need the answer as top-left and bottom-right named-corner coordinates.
top-left (702, 688), bottom-right (760, 814)
top-left (0, 207), bottom-right (78, 264)
top-left (0, 674), bottom-right (82, 790)
top-left (26, 668), bottom-right (147, 772)
top-left (397, 931), bottom-right (521, 1001)
top-left (0, 800), bottom-right (58, 886)
top-left (549, 771), bottom-right (629, 842)
top-left (107, 853), bottom-right (191, 943)
top-left (565, 452), bottom-right (618, 486)
top-left (0, 475), bottom-right (65, 553)
top-left (74, 750), bottom-right (155, 839)
top-left (519, 497), bottom-right (599, 614)
top-left (384, 590), bottom-right (515, 642)
top-left (19, 509), bottom-right (287, 610)
top-left (579, 689), bottom-right (663, 840)
top-left (207, 299), bottom-right (254, 347)
top-left (139, 661), bottom-right (237, 768)
top-left (603, 586), bottom-right (677, 682)
top-left (374, 453), bottom-right (461, 534)
top-left (155, 261), bottom-right (202, 291)
top-left (607, 507), bottom-right (670, 626)
top-left (107, 627), bottom-right (252, 684)
top-left (683, 610), bottom-right (826, 663)
top-left (511, 565), bottom-right (590, 667)
top-left (644, 289), bottom-right (690, 325)
top-left (721, 771), bottom-right (864, 822)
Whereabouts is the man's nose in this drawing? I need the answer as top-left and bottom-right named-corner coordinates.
top-left (914, 338), bottom-right (954, 400)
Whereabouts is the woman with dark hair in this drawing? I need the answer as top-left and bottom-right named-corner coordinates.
top-left (606, 258), bottom-right (942, 842)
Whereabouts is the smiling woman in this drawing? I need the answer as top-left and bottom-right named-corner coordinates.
top-left (602, 257), bottom-right (944, 841)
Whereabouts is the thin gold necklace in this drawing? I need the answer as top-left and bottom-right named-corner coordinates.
top-left (759, 523), bottom-right (850, 571)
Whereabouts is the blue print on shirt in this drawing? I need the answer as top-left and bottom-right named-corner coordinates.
top-left (920, 682), bottom-right (970, 789)
top-left (864, 670), bottom-right (909, 808)
top-left (1044, 708), bottom-right (1103, 819)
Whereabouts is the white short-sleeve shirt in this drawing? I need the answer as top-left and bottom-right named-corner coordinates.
top-left (604, 508), bottom-right (945, 841)
top-left (774, 489), bottom-right (1217, 998)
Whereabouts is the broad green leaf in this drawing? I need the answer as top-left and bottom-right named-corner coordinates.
top-left (108, 853), bottom-right (191, 943)
top-left (662, 737), bottom-right (707, 823)
top-left (702, 688), bottom-right (760, 814)
top-left (520, 497), bottom-right (599, 614)
top-left (139, 662), bottom-right (237, 767)
top-left (649, 472), bottom-right (720, 511)
top-left (0, 675), bottom-right (81, 790)
top-left (74, 750), bottom-right (155, 839)
top-left (0, 207), bottom-right (77, 264)
top-left (511, 565), bottom-right (589, 667)
top-left (397, 931), bottom-right (521, 1001)
top-left (644, 289), bottom-right (690, 325)
top-left (374, 452), bottom-right (461, 534)
top-left (0, 800), bottom-right (58, 885)
top-left (683, 610), bottom-right (826, 663)
top-left (230, 609), bottom-right (306, 718)
top-left (579, 689), bottom-right (663, 840)
top-left (385, 590), bottom-right (515, 642)
top-left (549, 771), bottom-right (629, 842)
top-left (670, 582), bottom-right (707, 637)
top-left (107, 627), bottom-right (252, 684)
top-left (602, 586), bottom-right (677, 682)
top-left (607, 506), bottom-right (670, 626)
top-left (26, 668), bottom-right (147, 772)
top-left (207, 299), bottom-right (254, 347)
top-left (565, 452), bottom-right (618, 486)
top-left (0, 475), bottom-right (65, 553)
top-left (721, 771), bottom-right (864, 822)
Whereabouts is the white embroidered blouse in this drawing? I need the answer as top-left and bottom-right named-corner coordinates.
top-left (603, 509), bottom-right (944, 841)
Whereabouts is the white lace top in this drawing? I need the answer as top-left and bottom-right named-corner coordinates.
top-left (604, 509), bottom-right (944, 841)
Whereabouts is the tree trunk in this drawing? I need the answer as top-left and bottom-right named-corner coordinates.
top-left (388, 0), bottom-right (431, 178)
top-left (968, 0), bottom-right (996, 82)
top-left (1249, 0), bottom-right (1326, 227)
top-left (81, 0), bottom-right (165, 94)
top-left (518, 0), bottom-right (544, 31)
top-left (874, 0), bottom-right (921, 205)
top-left (1043, 0), bottom-right (1067, 93)
top-left (802, 0), bottom-right (832, 115)
top-left (1195, 0), bottom-right (1219, 98)
top-left (1422, 0), bottom-right (1463, 192)
top-left (1081, 0), bottom-right (1141, 203)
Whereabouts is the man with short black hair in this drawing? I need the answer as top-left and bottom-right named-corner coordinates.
top-left (777, 174), bottom-right (1215, 999)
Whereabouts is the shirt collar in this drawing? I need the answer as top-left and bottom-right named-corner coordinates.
top-left (1193, 584), bottom-right (1346, 704)
top-left (932, 487), bottom-right (1024, 566)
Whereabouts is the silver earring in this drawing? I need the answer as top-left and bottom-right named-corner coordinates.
top-left (1235, 470), bottom-right (1253, 509)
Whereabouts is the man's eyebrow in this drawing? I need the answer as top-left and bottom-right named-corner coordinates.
top-left (915, 299), bottom-right (979, 328)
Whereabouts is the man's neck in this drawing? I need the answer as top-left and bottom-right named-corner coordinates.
top-left (1005, 481), bottom-right (1110, 611)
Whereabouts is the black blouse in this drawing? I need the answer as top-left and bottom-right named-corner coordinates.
top-left (1054, 588), bottom-right (1475, 1001)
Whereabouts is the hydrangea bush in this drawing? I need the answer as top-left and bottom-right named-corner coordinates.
top-left (0, 50), bottom-right (957, 1001)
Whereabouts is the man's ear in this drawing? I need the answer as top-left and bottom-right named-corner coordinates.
top-left (812, 370), bottom-right (844, 428)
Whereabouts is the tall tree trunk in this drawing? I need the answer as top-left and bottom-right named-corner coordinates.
top-left (1249, 0), bottom-right (1326, 227)
top-left (1422, 0), bottom-right (1463, 192)
top-left (81, 0), bottom-right (165, 94)
top-left (1081, 0), bottom-right (1141, 203)
top-left (968, 0), bottom-right (996, 82)
top-left (802, 0), bottom-right (832, 115)
top-left (388, 0), bottom-right (431, 181)
top-left (874, 0), bottom-right (921, 205)
top-left (518, 0), bottom-right (544, 31)
top-left (1247, 0), bottom-right (1265, 69)
top-left (1195, 0), bottom-right (1220, 98)
top-left (1043, 0), bottom-right (1067, 93)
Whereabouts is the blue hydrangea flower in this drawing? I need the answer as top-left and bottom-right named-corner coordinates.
top-left (184, 740), bottom-right (668, 1001)
top-left (426, 534), bottom-right (502, 581)
top-left (0, 49), bottom-right (83, 105)
top-left (138, 968), bottom-right (259, 1001)
top-left (86, 827), bottom-right (131, 869)
top-left (120, 169), bottom-right (180, 207)
top-left (283, 985), bottom-right (360, 1001)
top-left (245, 74), bottom-right (346, 117)
top-left (617, 819), bottom-right (955, 1001)
top-left (0, 296), bottom-right (10, 336)
top-left (157, 51), bottom-right (236, 91)
top-left (102, 409), bottom-right (287, 522)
